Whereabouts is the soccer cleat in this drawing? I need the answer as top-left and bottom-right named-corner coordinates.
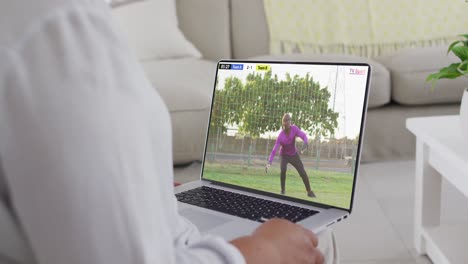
top-left (307, 190), bottom-right (317, 198)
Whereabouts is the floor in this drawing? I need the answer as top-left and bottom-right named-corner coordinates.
top-left (173, 159), bottom-right (468, 264)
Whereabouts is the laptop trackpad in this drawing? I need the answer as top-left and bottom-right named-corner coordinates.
top-left (180, 208), bottom-right (232, 232)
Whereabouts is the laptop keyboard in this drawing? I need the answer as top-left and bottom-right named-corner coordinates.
top-left (175, 186), bottom-right (318, 223)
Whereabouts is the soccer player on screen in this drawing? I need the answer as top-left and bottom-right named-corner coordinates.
top-left (266, 113), bottom-right (317, 198)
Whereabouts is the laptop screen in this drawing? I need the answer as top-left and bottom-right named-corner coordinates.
top-left (202, 61), bottom-right (370, 211)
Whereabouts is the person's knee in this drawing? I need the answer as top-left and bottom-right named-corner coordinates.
top-left (297, 168), bottom-right (308, 179)
top-left (280, 168), bottom-right (287, 176)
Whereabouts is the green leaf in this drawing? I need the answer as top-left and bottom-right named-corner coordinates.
top-left (426, 63), bottom-right (464, 90)
top-left (426, 72), bottom-right (439, 82)
top-left (457, 61), bottom-right (468, 75)
top-left (447, 40), bottom-right (463, 54)
top-left (451, 46), bottom-right (468, 61)
top-left (456, 34), bottom-right (468, 46)
top-left (459, 34), bottom-right (468, 40)
top-left (431, 63), bottom-right (463, 80)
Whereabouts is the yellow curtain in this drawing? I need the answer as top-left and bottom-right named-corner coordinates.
top-left (264, 0), bottom-right (468, 58)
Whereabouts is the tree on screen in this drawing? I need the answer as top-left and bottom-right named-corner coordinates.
top-left (218, 71), bottom-right (339, 139)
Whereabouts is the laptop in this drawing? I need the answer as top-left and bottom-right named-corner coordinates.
top-left (175, 60), bottom-right (371, 240)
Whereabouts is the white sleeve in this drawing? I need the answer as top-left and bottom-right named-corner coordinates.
top-left (172, 210), bottom-right (245, 264)
top-left (0, 4), bottom-right (244, 264)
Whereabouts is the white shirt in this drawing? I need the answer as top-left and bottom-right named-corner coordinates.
top-left (0, 0), bottom-right (244, 263)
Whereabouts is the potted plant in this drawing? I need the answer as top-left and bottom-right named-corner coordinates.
top-left (426, 34), bottom-right (468, 139)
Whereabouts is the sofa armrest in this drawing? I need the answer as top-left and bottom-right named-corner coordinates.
top-left (176, 0), bottom-right (231, 61)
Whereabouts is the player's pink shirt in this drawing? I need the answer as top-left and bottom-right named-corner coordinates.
top-left (268, 125), bottom-right (308, 164)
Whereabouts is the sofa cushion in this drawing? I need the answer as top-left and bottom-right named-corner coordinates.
top-left (230, 0), bottom-right (270, 59)
top-left (141, 59), bottom-right (216, 164)
top-left (176, 0), bottom-right (231, 61)
top-left (248, 54), bottom-right (391, 109)
top-left (141, 59), bottom-right (215, 112)
top-left (375, 46), bottom-right (467, 105)
top-left (111, 0), bottom-right (201, 61)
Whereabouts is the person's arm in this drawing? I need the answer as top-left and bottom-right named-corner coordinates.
top-left (266, 139), bottom-right (280, 173)
top-left (0, 5), bottom-right (243, 264)
top-left (294, 126), bottom-right (309, 153)
top-left (171, 197), bottom-right (245, 263)
top-left (295, 125), bottom-right (309, 145)
top-left (268, 138), bottom-right (281, 165)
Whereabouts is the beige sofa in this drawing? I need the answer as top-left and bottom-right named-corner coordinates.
top-left (112, 0), bottom-right (466, 165)
top-left (172, 0), bottom-right (465, 164)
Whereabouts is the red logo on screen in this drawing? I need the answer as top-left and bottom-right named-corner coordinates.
top-left (349, 68), bottom-right (366, 75)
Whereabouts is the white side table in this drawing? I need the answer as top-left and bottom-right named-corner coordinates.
top-left (406, 115), bottom-right (468, 264)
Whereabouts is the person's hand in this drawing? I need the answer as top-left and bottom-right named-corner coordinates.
top-left (265, 163), bottom-right (271, 173)
top-left (253, 219), bottom-right (324, 264)
top-left (231, 218), bottom-right (324, 264)
top-left (301, 144), bottom-right (308, 154)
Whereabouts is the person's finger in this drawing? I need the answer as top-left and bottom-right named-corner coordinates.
top-left (312, 248), bottom-right (325, 264)
top-left (301, 227), bottom-right (319, 248)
